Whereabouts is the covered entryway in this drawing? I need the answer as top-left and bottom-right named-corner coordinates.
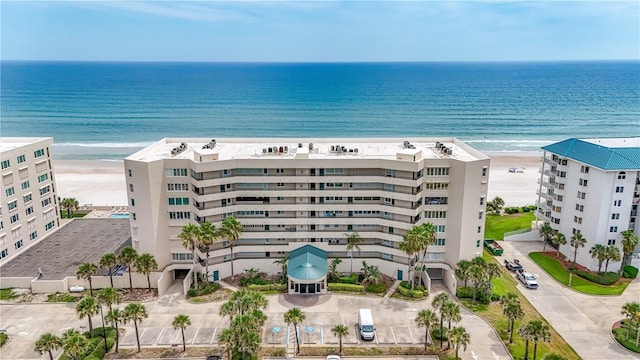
top-left (287, 245), bottom-right (327, 295)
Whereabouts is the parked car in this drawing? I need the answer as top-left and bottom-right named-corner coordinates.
top-left (326, 356), bottom-right (341, 360)
top-left (69, 286), bottom-right (85, 293)
top-left (517, 270), bottom-right (539, 289)
top-left (205, 356), bottom-right (221, 360)
top-left (504, 259), bottom-right (523, 272)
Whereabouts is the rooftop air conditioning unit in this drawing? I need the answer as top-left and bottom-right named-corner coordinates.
top-left (284, 146), bottom-right (288, 152)
top-left (262, 148), bottom-right (267, 154)
top-left (298, 143), bottom-right (303, 148)
top-left (309, 143), bottom-right (314, 150)
top-left (331, 145), bottom-right (335, 152)
top-left (354, 148), bottom-right (359, 153)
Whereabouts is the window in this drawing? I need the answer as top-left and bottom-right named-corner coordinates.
top-left (167, 183), bottom-right (189, 191)
top-left (276, 168), bottom-right (284, 173)
top-left (41, 197), bottom-right (52, 207)
top-left (615, 186), bottom-right (624, 193)
top-left (425, 211), bottom-right (447, 219)
top-left (324, 168), bottom-right (344, 175)
top-left (614, 200), bottom-right (622, 207)
top-left (426, 167), bottom-right (450, 176)
top-left (580, 165), bottom-right (589, 174)
top-left (172, 253), bottom-right (194, 261)
top-left (130, 199), bottom-right (135, 207)
top-left (17, 155), bottom-right (26, 164)
top-left (29, 231), bottom-right (38, 240)
top-left (609, 226), bottom-right (618, 233)
top-left (25, 206), bottom-right (33, 216)
top-left (435, 238), bottom-right (446, 246)
top-left (436, 225), bottom-right (446, 232)
top-left (276, 182), bottom-right (285, 187)
top-left (573, 216), bottom-right (582, 224)
top-left (165, 168), bottom-right (188, 177)
top-left (45, 221), bottom-right (56, 230)
top-left (23, 194), bottom-right (32, 204)
top-left (8, 200), bottom-right (17, 211)
top-left (27, 219), bottom-right (36, 229)
top-left (577, 191), bottom-right (586, 200)
top-left (21, 181), bottom-right (30, 190)
top-left (14, 240), bottom-right (23, 250)
top-left (425, 183), bottom-right (449, 190)
top-left (324, 196), bottom-right (343, 202)
top-left (276, 196), bottom-right (285, 201)
top-left (476, 240), bottom-right (481, 248)
top-left (579, 178), bottom-right (588, 186)
top-left (11, 227), bottom-right (21, 238)
top-left (6, 187), bottom-right (15, 197)
top-left (611, 213), bottom-right (620, 220)
top-left (1, 159), bottom-right (10, 169)
top-left (39, 185), bottom-right (51, 196)
top-left (132, 213), bottom-right (136, 221)
top-left (478, 212), bottom-right (483, 220)
top-left (480, 197), bottom-right (485, 205)
top-left (38, 173), bottom-right (48, 183)
top-left (325, 182), bottom-right (344, 188)
top-left (607, 239), bottom-right (616, 246)
top-left (34, 149), bottom-right (45, 158)
top-left (10, 214), bottom-right (19, 224)
top-left (482, 167), bottom-right (487, 176)
top-left (168, 197), bottom-right (190, 205)
top-left (618, 172), bottom-right (626, 180)
top-left (0, 249), bottom-right (7, 259)
top-left (477, 226), bottom-right (481, 234)
top-left (129, 184), bottom-right (134, 192)
top-left (128, 169), bottom-right (132, 177)
top-left (575, 204), bottom-right (584, 212)
top-left (169, 211), bottom-right (191, 219)
top-left (385, 169), bottom-right (395, 177)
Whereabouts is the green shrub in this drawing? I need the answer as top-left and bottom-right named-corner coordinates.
top-left (47, 292), bottom-right (78, 303)
top-left (528, 205), bottom-right (537, 211)
top-left (399, 281), bottom-right (411, 289)
top-left (522, 206), bottom-right (530, 212)
top-left (247, 283), bottom-right (286, 292)
top-left (574, 271), bottom-right (619, 285)
top-left (623, 265), bottom-right (638, 279)
top-left (187, 289), bottom-right (198, 297)
top-left (397, 285), bottom-right (424, 298)
top-left (432, 327), bottom-right (448, 341)
top-left (542, 354), bottom-right (568, 360)
top-left (0, 333), bottom-right (8, 347)
top-left (365, 283), bottom-right (387, 294)
top-left (338, 273), bottom-right (358, 284)
top-left (456, 287), bottom-right (490, 304)
top-left (187, 282), bottom-right (222, 297)
top-left (0, 289), bottom-right (18, 300)
top-left (239, 276), bottom-right (271, 287)
top-left (328, 283), bottom-right (365, 292)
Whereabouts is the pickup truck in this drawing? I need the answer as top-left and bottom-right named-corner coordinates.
top-left (517, 270), bottom-right (539, 289)
top-left (504, 259), bottom-right (523, 272)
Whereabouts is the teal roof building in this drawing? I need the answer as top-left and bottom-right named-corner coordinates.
top-left (287, 245), bottom-right (327, 280)
top-left (541, 138), bottom-right (640, 170)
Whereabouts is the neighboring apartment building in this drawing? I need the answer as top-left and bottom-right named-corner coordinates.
top-left (124, 138), bottom-right (490, 291)
top-left (0, 137), bottom-right (60, 264)
top-left (537, 137), bottom-right (640, 271)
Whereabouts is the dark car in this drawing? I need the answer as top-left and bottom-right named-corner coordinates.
top-left (206, 356), bottom-right (221, 360)
top-left (504, 259), bottom-right (523, 272)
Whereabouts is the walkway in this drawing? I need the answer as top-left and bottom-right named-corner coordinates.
top-left (501, 241), bottom-right (640, 360)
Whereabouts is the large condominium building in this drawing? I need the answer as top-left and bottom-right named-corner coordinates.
top-left (537, 138), bottom-right (640, 271)
top-left (0, 138), bottom-right (60, 264)
top-left (125, 138), bottom-right (490, 292)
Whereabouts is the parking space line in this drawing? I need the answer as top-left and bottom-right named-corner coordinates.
top-left (407, 326), bottom-right (415, 344)
top-left (139, 328), bottom-right (147, 342)
top-left (374, 330), bottom-right (379, 345)
top-left (155, 328), bottom-right (164, 345)
top-left (173, 329), bottom-right (181, 346)
top-left (320, 326), bottom-right (324, 344)
top-left (192, 327), bottom-right (200, 345)
top-left (210, 327), bottom-right (218, 344)
top-left (391, 327), bottom-right (397, 344)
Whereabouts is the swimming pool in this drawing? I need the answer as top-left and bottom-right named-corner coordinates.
top-left (108, 213), bottom-right (130, 219)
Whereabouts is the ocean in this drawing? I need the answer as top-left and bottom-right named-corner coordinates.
top-left (1, 61), bottom-right (638, 160)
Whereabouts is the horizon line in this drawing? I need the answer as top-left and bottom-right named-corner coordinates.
top-left (2, 59), bottom-right (639, 64)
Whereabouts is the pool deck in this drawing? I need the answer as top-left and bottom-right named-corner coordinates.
top-left (84, 206), bottom-right (129, 218)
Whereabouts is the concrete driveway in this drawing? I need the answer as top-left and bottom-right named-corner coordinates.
top-left (500, 241), bottom-right (640, 360)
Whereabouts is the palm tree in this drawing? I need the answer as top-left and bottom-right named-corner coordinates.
top-left (399, 233), bottom-right (420, 289)
top-left (97, 287), bottom-right (122, 311)
top-left (197, 221), bottom-right (217, 282)
top-left (552, 232), bottom-right (567, 258)
top-left (499, 293), bottom-right (519, 340)
top-left (570, 233), bottom-right (587, 264)
top-left (416, 223), bottom-right (437, 285)
top-left (345, 231), bottom-right (362, 275)
top-left (118, 246), bottom-right (138, 290)
top-left (449, 326), bottom-right (470, 360)
top-left (331, 324), bottom-right (349, 355)
top-left (467, 263), bottom-right (485, 305)
top-left (432, 292), bottom-right (449, 349)
top-left (518, 322), bottom-right (533, 360)
top-left (589, 244), bottom-right (607, 273)
top-left (136, 253), bottom-right (158, 290)
top-left (273, 254), bottom-right (289, 282)
top-left (328, 257), bottom-right (342, 282)
top-left (539, 223), bottom-right (554, 252)
top-left (61, 197), bottom-right (79, 218)
top-left (284, 307), bottom-right (305, 354)
top-left (172, 314), bottom-right (191, 352)
top-left (62, 329), bottom-right (89, 360)
top-left (217, 328), bottom-right (234, 360)
top-left (220, 216), bottom-right (243, 278)
top-left (76, 296), bottom-right (99, 333)
top-left (455, 259), bottom-right (471, 287)
top-left (219, 300), bottom-right (236, 321)
top-left (504, 301), bottom-right (525, 344)
top-left (124, 302), bottom-right (148, 352)
top-left (620, 230), bottom-right (638, 268)
top-left (361, 261), bottom-right (382, 284)
top-left (76, 262), bottom-right (98, 297)
top-left (178, 223), bottom-right (200, 290)
top-left (35, 332), bottom-right (62, 360)
top-left (415, 309), bottom-right (438, 351)
top-left (489, 196), bottom-right (504, 214)
top-left (604, 245), bottom-right (621, 273)
top-left (99, 252), bottom-right (118, 288)
top-left (237, 327), bottom-right (262, 359)
top-left (442, 301), bottom-right (462, 349)
top-left (621, 302), bottom-right (640, 340)
top-left (105, 308), bottom-right (123, 353)
top-left (527, 320), bottom-right (551, 360)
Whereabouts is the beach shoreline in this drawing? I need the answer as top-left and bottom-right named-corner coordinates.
top-left (52, 153), bottom-right (542, 207)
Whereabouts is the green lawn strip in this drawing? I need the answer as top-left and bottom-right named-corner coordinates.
top-left (612, 327), bottom-right (640, 353)
top-left (529, 252), bottom-right (629, 295)
top-left (484, 212), bottom-right (535, 240)
top-left (0, 333), bottom-right (8, 348)
top-left (0, 288), bottom-right (19, 300)
top-left (463, 251), bottom-right (580, 360)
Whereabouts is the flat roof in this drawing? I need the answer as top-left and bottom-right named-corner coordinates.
top-left (127, 137), bottom-right (489, 163)
top-left (0, 137), bottom-right (52, 153)
top-left (0, 219), bottom-right (131, 280)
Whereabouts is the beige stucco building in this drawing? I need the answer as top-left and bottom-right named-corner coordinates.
top-left (124, 138), bottom-right (490, 291)
top-left (0, 137), bottom-right (60, 264)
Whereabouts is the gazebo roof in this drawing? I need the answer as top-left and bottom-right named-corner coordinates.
top-left (287, 245), bottom-right (327, 281)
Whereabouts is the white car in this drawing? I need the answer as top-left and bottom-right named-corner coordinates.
top-left (517, 270), bottom-right (538, 289)
top-left (69, 285), bottom-right (85, 293)
top-left (326, 356), bottom-right (341, 360)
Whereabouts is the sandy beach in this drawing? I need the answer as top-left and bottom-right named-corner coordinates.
top-left (52, 152), bottom-right (542, 208)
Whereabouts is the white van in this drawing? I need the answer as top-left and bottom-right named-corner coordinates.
top-left (358, 309), bottom-right (375, 341)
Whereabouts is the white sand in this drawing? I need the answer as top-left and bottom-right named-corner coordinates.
top-left (52, 153), bottom-right (543, 207)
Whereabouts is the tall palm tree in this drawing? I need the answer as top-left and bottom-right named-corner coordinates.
top-left (604, 245), bottom-right (621, 273)
top-left (432, 292), bottom-right (449, 349)
top-left (124, 302), bottom-right (148, 352)
top-left (197, 221), bottom-right (217, 282)
top-left (527, 320), bottom-right (551, 360)
top-left (219, 300), bottom-right (236, 321)
top-left (273, 254), bottom-right (289, 282)
top-left (328, 257), bottom-right (342, 282)
top-left (552, 232), bottom-right (567, 258)
top-left (621, 302), bottom-right (640, 340)
top-left (589, 244), bottom-right (607, 273)
top-left (76, 262), bottom-right (98, 297)
top-left (237, 327), bottom-right (262, 359)
top-left (76, 296), bottom-right (99, 333)
top-left (415, 309), bottom-right (438, 351)
top-left (455, 259), bottom-right (471, 287)
top-left (345, 231), bottom-right (362, 275)
top-left (172, 314), bottom-right (191, 352)
top-left (361, 261), bottom-right (382, 284)
top-left (118, 246), bottom-right (138, 291)
top-left (217, 328), bottom-right (234, 360)
top-left (416, 223), bottom-right (437, 286)
top-left (399, 233), bottom-right (420, 289)
top-left (620, 230), bottom-right (638, 268)
top-left (570, 233), bottom-right (587, 264)
top-left (504, 302), bottom-right (525, 343)
top-left (136, 253), bottom-right (158, 290)
top-left (61, 198), bottom-right (79, 218)
top-left (467, 264), bottom-right (485, 305)
top-left (105, 308), bottom-right (123, 353)
top-left (284, 307), bottom-right (305, 355)
top-left (220, 216), bottom-right (243, 278)
top-left (331, 324), bottom-right (349, 355)
top-left (539, 223), bottom-right (554, 252)
top-left (449, 326), bottom-right (470, 360)
top-left (442, 301), bottom-right (462, 349)
top-left (178, 223), bottom-right (200, 290)
top-left (99, 252), bottom-right (118, 288)
top-left (62, 329), bottom-right (89, 360)
top-left (97, 287), bottom-right (122, 311)
top-left (35, 332), bottom-right (63, 360)
top-left (518, 322), bottom-right (533, 360)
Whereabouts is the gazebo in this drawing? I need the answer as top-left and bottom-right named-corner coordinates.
top-left (287, 245), bottom-right (327, 294)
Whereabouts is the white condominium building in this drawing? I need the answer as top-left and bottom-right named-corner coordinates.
top-left (124, 138), bottom-right (490, 289)
top-left (0, 137), bottom-right (60, 264)
top-left (537, 137), bottom-right (640, 271)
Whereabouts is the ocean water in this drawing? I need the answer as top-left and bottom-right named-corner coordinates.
top-left (1, 61), bottom-right (638, 160)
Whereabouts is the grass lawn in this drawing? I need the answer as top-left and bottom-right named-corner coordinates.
top-left (0, 288), bottom-right (19, 301)
top-left (529, 252), bottom-right (630, 295)
top-left (484, 212), bottom-right (535, 240)
top-left (0, 333), bottom-right (8, 348)
top-left (613, 327), bottom-right (640, 353)
top-left (462, 251), bottom-right (580, 360)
